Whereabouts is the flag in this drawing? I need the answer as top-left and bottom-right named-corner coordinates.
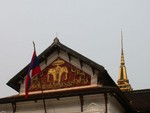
top-left (25, 43), bottom-right (41, 98)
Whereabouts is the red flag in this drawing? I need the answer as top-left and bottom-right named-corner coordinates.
top-left (25, 47), bottom-right (41, 98)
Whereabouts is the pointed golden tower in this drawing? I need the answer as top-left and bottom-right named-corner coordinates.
top-left (117, 31), bottom-right (132, 91)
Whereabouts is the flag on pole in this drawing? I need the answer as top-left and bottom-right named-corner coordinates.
top-left (25, 42), bottom-right (41, 98)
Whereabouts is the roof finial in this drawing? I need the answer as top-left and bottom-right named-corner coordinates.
top-left (54, 37), bottom-right (59, 43)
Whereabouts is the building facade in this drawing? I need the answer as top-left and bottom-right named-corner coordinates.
top-left (0, 38), bottom-right (149, 113)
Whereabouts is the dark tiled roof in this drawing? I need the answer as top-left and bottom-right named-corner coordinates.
top-left (7, 38), bottom-right (116, 92)
top-left (124, 89), bottom-right (150, 113)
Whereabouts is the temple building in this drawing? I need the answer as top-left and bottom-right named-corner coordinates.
top-left (0, 37), bottom-right (150, 113)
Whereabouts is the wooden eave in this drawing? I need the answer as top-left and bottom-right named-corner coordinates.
top-left (0, 85), bottom-right (133, 113)
top-left (0, 86), bottom-right (113, 104)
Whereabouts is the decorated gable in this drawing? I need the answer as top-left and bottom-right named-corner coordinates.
top-left (7, 38), bottom-right (116, 96)
top-left (29, 58), bottom-right (91, 92)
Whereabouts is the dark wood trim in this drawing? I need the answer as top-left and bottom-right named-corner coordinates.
top-left (79, 95), bottom-right (84, 112)
top-left (67, 53), bottom-right (71, 62)
top-left (104, 93), bottom-right (108, 113)
top-left (92, 67), bottom-right (95, 76)
top-left (11, 102), bottom-right (16, 113)
top-left (79, 59), bottom-right (83, 68)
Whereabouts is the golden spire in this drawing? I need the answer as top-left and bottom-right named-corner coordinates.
top-left (117, 30), bottom-right (132, 91)
top-left (121, 31), bottom-right (125, 65)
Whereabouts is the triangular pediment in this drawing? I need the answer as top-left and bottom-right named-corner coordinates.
top-left (7, 38), bottom-right (116, 94)
top-left (29, 58), bottom-right (91, 92)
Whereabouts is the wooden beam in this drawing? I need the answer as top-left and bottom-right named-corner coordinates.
top-left (79, 59), bottom-right (83, 68)
top-left (92, 67), bottom-right (95, 76)
top-left (79, 95), bottom-right (84, 112)
top-left (11, 102), bottom-right (16, 113)
top-left (67, 53), bottom-right (71, 62)
top-left (104, 93), bottom-right (108, 113)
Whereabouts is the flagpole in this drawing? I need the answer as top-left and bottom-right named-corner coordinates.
top-left (33, 41), bottom-right (36, 51)
top-left (32, 42), bottom-right (47, 113)
top-left (39, 74), bottom-right (47, 113)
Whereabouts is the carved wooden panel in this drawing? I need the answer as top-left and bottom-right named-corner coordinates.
top-left (29, 58), bottom-right (91, 92)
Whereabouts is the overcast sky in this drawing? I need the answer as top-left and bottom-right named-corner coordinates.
top-left (0, 0), bottom-right (150, 98)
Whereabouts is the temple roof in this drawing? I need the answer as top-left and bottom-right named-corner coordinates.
top-left (7, 38), bottom-right (116, 92)
top-left (124, 89), bottom-right (150, 113)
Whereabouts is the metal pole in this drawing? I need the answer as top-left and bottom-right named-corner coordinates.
top-left (39, 74), bottom-right (47, 113)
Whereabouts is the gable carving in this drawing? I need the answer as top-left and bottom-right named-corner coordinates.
top-left (29, 58), bottom-right (91, 92)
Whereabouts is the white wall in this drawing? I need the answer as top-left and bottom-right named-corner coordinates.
top-left (0, 93), bottom-right (126, 113)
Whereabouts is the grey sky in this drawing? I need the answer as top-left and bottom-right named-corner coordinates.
top-left (0, 0), bottom-right (150, 98)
